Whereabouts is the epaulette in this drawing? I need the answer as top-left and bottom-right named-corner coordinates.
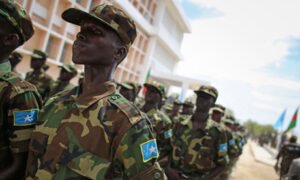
top-left (0, 72), bottom-right (37, 94)
top-left (108, 93), bottom-right (143, 125)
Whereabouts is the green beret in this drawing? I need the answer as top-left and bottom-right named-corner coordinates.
top-left (62, 3), bottom-right (137, 49)
top-left (144, 81), bottom-right (166, 98)
top-left (0, 0), bottom-right (34, 45)
top-left (118, 82), bottom-right (133, 90)
top-left (182, 98), bottom-right (194, 107)
top-left (60, 64), bottom-right (78, 75)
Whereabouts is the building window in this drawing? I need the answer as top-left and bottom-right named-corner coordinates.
top-left (128, 0), bottom-right (157, 24)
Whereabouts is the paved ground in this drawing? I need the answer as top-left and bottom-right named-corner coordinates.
top-left (230, 142), bottom-right (278, 180)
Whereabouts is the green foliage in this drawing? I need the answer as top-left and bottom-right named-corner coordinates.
top-left (244, 119), bottom-right (275, 136)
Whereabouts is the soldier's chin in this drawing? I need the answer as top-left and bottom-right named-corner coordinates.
top-left (72, 55), bottom-right (84, 64)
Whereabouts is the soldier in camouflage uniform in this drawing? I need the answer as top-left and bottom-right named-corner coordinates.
top-left (172, 99), bottom-right (194, 126)
top-left (275, 135), bottom-right (300, 179)
top-left (142, 82), bottom-right (173, 165)
top-left (127, 81), bottom-right (142, 102)
top-left (48, 64), bottom-right (78, 97)
top-left (169, 100), bottom-right (182, 120)
top-left (0, 1), bottom-right (42, 179)
top-left (26, 3), bottom-right (166, 179)
top-left (118, 82), bottom-right (135, 102)
top-left (168, 85), bottom-right (229, 179)
top-left (8, 51), bottom-right (23, 78)
top-left (25, 49), bottom-right (53, 101)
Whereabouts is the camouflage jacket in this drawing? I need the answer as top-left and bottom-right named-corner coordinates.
top-left (145, 108), bottom-right (173, 159)
top-left (0, 62), bottom-right (42, 169)
top-left (233, 132), bottom-right (244, 155)
top-left (171, 116), bottom-right (229, 176)
top-left (25, 70), bottom-right (53, 101)
top-left (48, 80), bottom-right (75, 97)
top-left (26, 81), bottom-right (166, 180)
top-left (223, 125), bottom-right (239, 159)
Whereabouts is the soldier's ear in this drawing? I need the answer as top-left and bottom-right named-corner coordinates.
top-left (114, 46), bottom-right (127, 65)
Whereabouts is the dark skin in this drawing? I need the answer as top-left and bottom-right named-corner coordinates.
top-left (119, 87), bottom-right (135, 102)
top-left (211, 110), bottom-right (224, 123)
top-left (30, 58), bottom-right (46, 73)
top-left (0, 17), bottom-right (27, 180)
top-left (171, 103), bottom-right (181, 117)
top-left (142, 86), bottom-right (161, 113)
top-left (8, 53), bottom-right (21, 69)
top-left (58, 69), bottom-right (75, 82)
top-left (182, 105), bottom-right (194, 115)
top-left (72, 18), bottom-right (126, 99)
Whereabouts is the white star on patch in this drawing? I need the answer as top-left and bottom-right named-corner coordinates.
top-left (149, 146), bottom-right (156, 153)
top-left (24, 115), bottom-right (33, 122)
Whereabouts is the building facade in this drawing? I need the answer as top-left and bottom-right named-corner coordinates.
top-left (15, 0), bottom-right (202, 99)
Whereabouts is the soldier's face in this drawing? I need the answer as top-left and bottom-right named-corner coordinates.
top-left (195, 92), bottom-right (215, 112)
top-left (212, 111), bottom-right (224, 123)
top-left (145, 86), bottom-right (161, 104)
top-left (182, 105), bottom-right (194, 114)
top-left (59, 69), bottom-right (73, 81)
top-left (73, 19), bottom-right (122, 65)
top-left (119, 88), bottom-right (134, 102)
top-left (30, 59), bottom-right (45, 70)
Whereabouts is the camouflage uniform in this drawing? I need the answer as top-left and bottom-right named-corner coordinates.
top-left (0, 62), bottom-right (42, 169)
top-left (26, 82), bottom-right (165, 179)
top-left (48, 64), bottom-right (78, 97)
top-left (278, 143), bottom-right (300, 178)
top-left (171, 85), bottom-right (229, 178)
top-left (143, 82), bottom-right (173, 160)
top-left (26, 3), bottom-right (166, 179)
top-left (0, 0), bottom-right (42, 175)
top-left (25, 50), bottom-right (53, 101)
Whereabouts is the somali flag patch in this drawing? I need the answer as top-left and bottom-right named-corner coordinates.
top-left (219, 143), bottom-right (228, 152)
top-left (13, 109), bottom-right (38, 126)
top-left (164, 129), bottom-right (173, 138)
top-left (140, 139), bottom-right (159, 162)
top-left (229, 139), bottom-right (235, 145)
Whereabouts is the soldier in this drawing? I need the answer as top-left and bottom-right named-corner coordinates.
top-left (168, 85), bottom-right (229, 179)
top-left (42, 64), bottom-right (49, 72)
top-left (25, 49), bottom-right (53, 101)
top-left (275, 135), bottom-right (300, 179)
top-left (8, 51), bottom-right (23, 78)
top-left (118, 82), bottom-right (135, 102)
top-left (170, 100), bottom-right (182, 120)
top-left (142, 82), bottom-right (173, 166)
top-left (48, 64), bottom-right (78, 97)
top-left (182, 98), bottom-right (194, 116)
top-left (127, 81), bottom-right (142, 102)
top-left (0, 1), bottom-right (42, 179)
top-left (26, 3), bottom-right (166, 179)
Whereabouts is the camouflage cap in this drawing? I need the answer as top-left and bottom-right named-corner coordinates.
top-left (222, 118), bottom-right (235, 125)
top-left (215, 104), bottom-right (226, 111)
top-left (118, 82), bottom-right (133, 90)
top-left (173, 99), bottom-right (182, 105)
top-left (62, 3), bottom-right (137, 49)
top-left (31, 49), bottom-right (48, 60)
top-left (59, 64), bottom-right (78, 75)
top-left (182, 98), bottom-right (194, 107)
top-left (0, 0), bottom-right (34, 45)
top-left (194, 85), bottom-right (218, 100)
top-left (210, 106), bottom-right (224, 114)
top-left (144, 81), bottom-right (166, 98)
top-left (126, 81), bottom-right (141, 95)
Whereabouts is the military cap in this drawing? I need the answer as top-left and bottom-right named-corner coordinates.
top-left (210, 106), bottom-right (224, 114)
top-left (215, 104), bottom-right (226, 111)
top-left (31, 49), bottom-right (48, 60)
top-left (173, 99), bottom-right (182, 105)
top-left (194, 85), bottom-right (218, 100)
top-left (182, 98), bottom-right (194, 107)
top-left (118, 82), bottom-right (133, 90)
top-left (9, 51), bottom-right (22, 60)
top-left (222, 118), bottom-right (235, 125)
top-left (144, 81), bottom-right (166, 98)
top-left (62, 3), bottom-right (137, 49)
top-left (59, 64), bottom-right (78, 75)
top-left (164, 103), bottom-right (173, 111)
top-left (126, 81), bottom-right (141, 95)
top-left (0, 0), bottom-right (34, 45)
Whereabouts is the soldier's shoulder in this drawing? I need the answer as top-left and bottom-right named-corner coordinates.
top-left (0, 72), bottom-right (38, 94)
top-left (207, 119), bottom-right (224, 133)
top-left (108, 92), bottom-right (144, 125)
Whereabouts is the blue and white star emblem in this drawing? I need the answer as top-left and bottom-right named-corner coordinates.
top-left (13, 109), bottom-right (38, 126)
top-left (140, 139), bottom-right (159, 162)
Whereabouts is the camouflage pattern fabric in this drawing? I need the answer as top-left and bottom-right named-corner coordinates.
top-left (25, 71), bottom-right (53, 101)
top-left (62, 3), bottom-right (137, 49)
top-left (145, 108), bottom-right (173, 160)
top-left (0, 61), bottom-right (42, 170)
top-left (171, 116), bottom-right (229, 177)
top-left (194, 85), bottom-right (218, 100)
top-left (0, 0), bottom-right (34, 45)
top-left (26, 81), bottom-right (166, 179)
top-left (278, 143), bottom-right (300, 178)
top-left (48, 80), bottom-right (75, 97)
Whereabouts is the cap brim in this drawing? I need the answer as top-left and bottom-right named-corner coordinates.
top-left (62, 8), bottom-right (115, 32)
top-left (31, 54), bottom-right (44, 59)
top-left (59, 65), bottom-right (72, 73)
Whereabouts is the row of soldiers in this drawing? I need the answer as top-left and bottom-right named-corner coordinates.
top-left (0, 1), bottom-right (246, 179)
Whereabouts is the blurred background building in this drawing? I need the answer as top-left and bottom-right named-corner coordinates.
top-left (15, 0), bottom-right (206, 100)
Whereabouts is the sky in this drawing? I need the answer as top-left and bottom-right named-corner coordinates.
top-left (177, 0), bottom-right (300, 132)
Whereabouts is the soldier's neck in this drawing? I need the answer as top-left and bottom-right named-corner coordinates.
top-left (193, 111), bottom-right (209, 122)
top-left (81, 64), bottom-right (115, 95)
top-left (143, 103), bottom-right (159, 113)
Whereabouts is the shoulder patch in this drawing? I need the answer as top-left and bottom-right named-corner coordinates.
top-left (13, 109), bottom-right (38, 126)
top-left (108, 93), bottom-right (142, 125)
top-left (140, 139), bottom-right (159, 162)
top-left (0, 72), bottom-right (37, 94)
